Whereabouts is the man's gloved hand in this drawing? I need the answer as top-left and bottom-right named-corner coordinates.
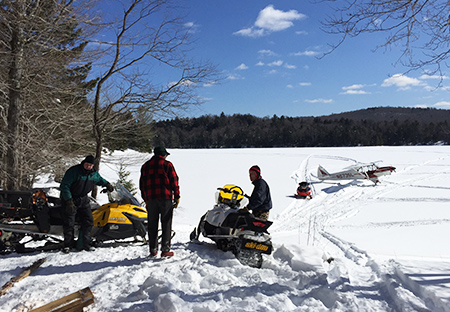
top-left (106, 183), bottom-right (114, 192)
top-left (65, 198), bottom-right (75, 215)
top-left (173, 198), bottom-right (180, 208)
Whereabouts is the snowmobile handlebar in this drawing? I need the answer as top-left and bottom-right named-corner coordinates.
top-left (100, 187), bottom-right (109, 194)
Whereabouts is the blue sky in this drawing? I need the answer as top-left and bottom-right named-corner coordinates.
top-left (156, 1), bottom-right (450, 118)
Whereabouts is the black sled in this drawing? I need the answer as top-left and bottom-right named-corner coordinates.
top-left (190, 185), bottom-right (273, 268)
top-left (0, 183), bottom-right (147, 254)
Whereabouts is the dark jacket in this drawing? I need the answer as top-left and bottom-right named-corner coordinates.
top-left (60, 161), bottom-right (109, 201)
top-left (247, 177), bottom-right (272, 212)
top-left (140, 155), bottom-right (180, 202)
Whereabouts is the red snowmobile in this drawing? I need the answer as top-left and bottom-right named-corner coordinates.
top-left (295, 181), bottom-right (312, 199)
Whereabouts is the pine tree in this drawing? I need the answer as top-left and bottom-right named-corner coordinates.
top-left (0, 0), bottom-right (95, 189)
top-left (117, 163), bottom-right (137, 196)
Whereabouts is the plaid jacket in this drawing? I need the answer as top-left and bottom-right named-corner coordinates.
top-left (139, 155), bottom-right (180, 202)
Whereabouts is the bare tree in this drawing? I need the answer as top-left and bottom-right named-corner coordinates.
top-left (321, 0), bottom-right (450, 75)
top-left (88, 0), bottom-right (219, 195)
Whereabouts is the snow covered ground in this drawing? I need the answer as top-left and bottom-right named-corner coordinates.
top-left (1, 146), bottom-right (450, 311)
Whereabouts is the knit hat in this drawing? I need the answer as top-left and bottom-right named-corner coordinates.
top-left (83, 155), bottom-right (95, 164)
top-left (249, 165), bottom-right (261, 178)
top-left (153, 146), bottom-right (170, 156)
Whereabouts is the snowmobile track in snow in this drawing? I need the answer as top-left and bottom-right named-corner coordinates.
top-left (322, 231), bottom-right (450, 312)
top-left (279, 152), bottom-right (450, 311)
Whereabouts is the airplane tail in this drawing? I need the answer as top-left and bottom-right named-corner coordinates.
top-left (317, 165), bottom-right (329, 180)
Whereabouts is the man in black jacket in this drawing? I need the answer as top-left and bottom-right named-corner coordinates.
top-left (247, 165), bottom-right (272, 220)
top-left (60, 155), bottom-right (113, 252)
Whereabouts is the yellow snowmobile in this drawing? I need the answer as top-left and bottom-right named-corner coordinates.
top-left (0, 183), bottom-right (147, 254)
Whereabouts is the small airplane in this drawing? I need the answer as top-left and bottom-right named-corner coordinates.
top-left (317, 162), bottom-right (396, 184)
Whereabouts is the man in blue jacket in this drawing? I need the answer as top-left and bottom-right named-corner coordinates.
top-left (60, 155), bottom-right (113, 252)
top-left (247, 165), bottom-right (272, 220)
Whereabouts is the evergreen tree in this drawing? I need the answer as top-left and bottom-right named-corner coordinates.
top-left (0, 0), bottom-right (95, 189)
top-left (117, 163), bottom-right (137, 196)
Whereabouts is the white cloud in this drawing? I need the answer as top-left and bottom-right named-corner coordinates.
top-left (284, 63), bottom-right (296, 69)
top-left (258, 49), bottom-right (277, 56)
top-left (286, 84), bottom-right (294, 88)
top-left (341, 84), bottom-right (370, 95)
top-left (296, 30), bottom-right (308, 35)
top-left (433, 101), bottom-right (450, 107)
top-left (381, 74), bottom-right (424, 90)
top-left (184, 22), bottom-right (199, 34)
top-left (293, 50), bottom-right (320, 57)
top-left (419, 74), bottom-right (449, 80)
top-left (424, 85), bottom-right (436, 91)
top-left (235, 63), bottom-right (249, 70)
top-left (169, 80), bottom-right (194, 87)
top-left (342, 84), bottom-right (365, 90)
top-left (342, 90), bottom-right (369, 95)
top-left (227, 73), bottom-right (243, 80)
top-left (268, 60), bottom-right (283, 66)
top-left (255, 5), bottom-right (305, 31)
top-left (256, 61), bottom-right (265, 66)
top-left (203, 81), bottom-right (217, 87)
top-left (234, 27), bottom-right (265, 37)
top-left (305, 98), bottom-right (333, 103)
top-left (234, 5), bottom-right (306, 37)
top-left (299, 82), bottom-right (311, 86)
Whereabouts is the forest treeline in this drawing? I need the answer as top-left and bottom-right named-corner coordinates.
top-left (150, 107), bottom-right (450, 148)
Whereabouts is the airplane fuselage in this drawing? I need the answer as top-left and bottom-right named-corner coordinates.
top-left (318, 165), bottom-right (396, 183)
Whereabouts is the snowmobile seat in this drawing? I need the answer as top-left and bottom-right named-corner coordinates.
top-left (222, 212), bottom-right (248, 229)
top-left (222, 212), bottom-right (272, 233)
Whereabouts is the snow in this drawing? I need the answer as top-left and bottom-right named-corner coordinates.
top-left (1, 146), bottom-right (450, 311)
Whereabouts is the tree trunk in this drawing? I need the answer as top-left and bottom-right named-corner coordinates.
top-left (6, 28), bottom-right (24, 190)
top-left (91, 123), bottom-right (103, 199)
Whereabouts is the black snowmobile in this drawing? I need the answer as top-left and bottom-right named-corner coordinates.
top-left (0, 183), bottom-right (147, 254)
top-left (190, 184), bottom-right (273, 268)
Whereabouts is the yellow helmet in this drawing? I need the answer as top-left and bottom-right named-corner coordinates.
top-left (218, 184), bottom-right (244, 207)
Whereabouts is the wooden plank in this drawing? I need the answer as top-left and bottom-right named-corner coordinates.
top-left (0, 258), bottom-right (47, 297)
top-left (30, 287), bottom-right (94, 312)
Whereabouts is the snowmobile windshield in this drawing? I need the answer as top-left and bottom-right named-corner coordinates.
top-left (107, 183), bottom-right (140, 206)
top-left (238, 197), bottom-right (249, 208)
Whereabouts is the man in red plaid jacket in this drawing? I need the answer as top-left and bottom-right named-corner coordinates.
top-left (140, 146), bottom-right (180, 258)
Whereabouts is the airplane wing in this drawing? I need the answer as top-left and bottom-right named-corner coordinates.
top-left (345, 160), bottom-right (383, 171)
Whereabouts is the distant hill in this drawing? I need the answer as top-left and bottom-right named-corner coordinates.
top-left (320, 107), bottom-right (450, 123)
